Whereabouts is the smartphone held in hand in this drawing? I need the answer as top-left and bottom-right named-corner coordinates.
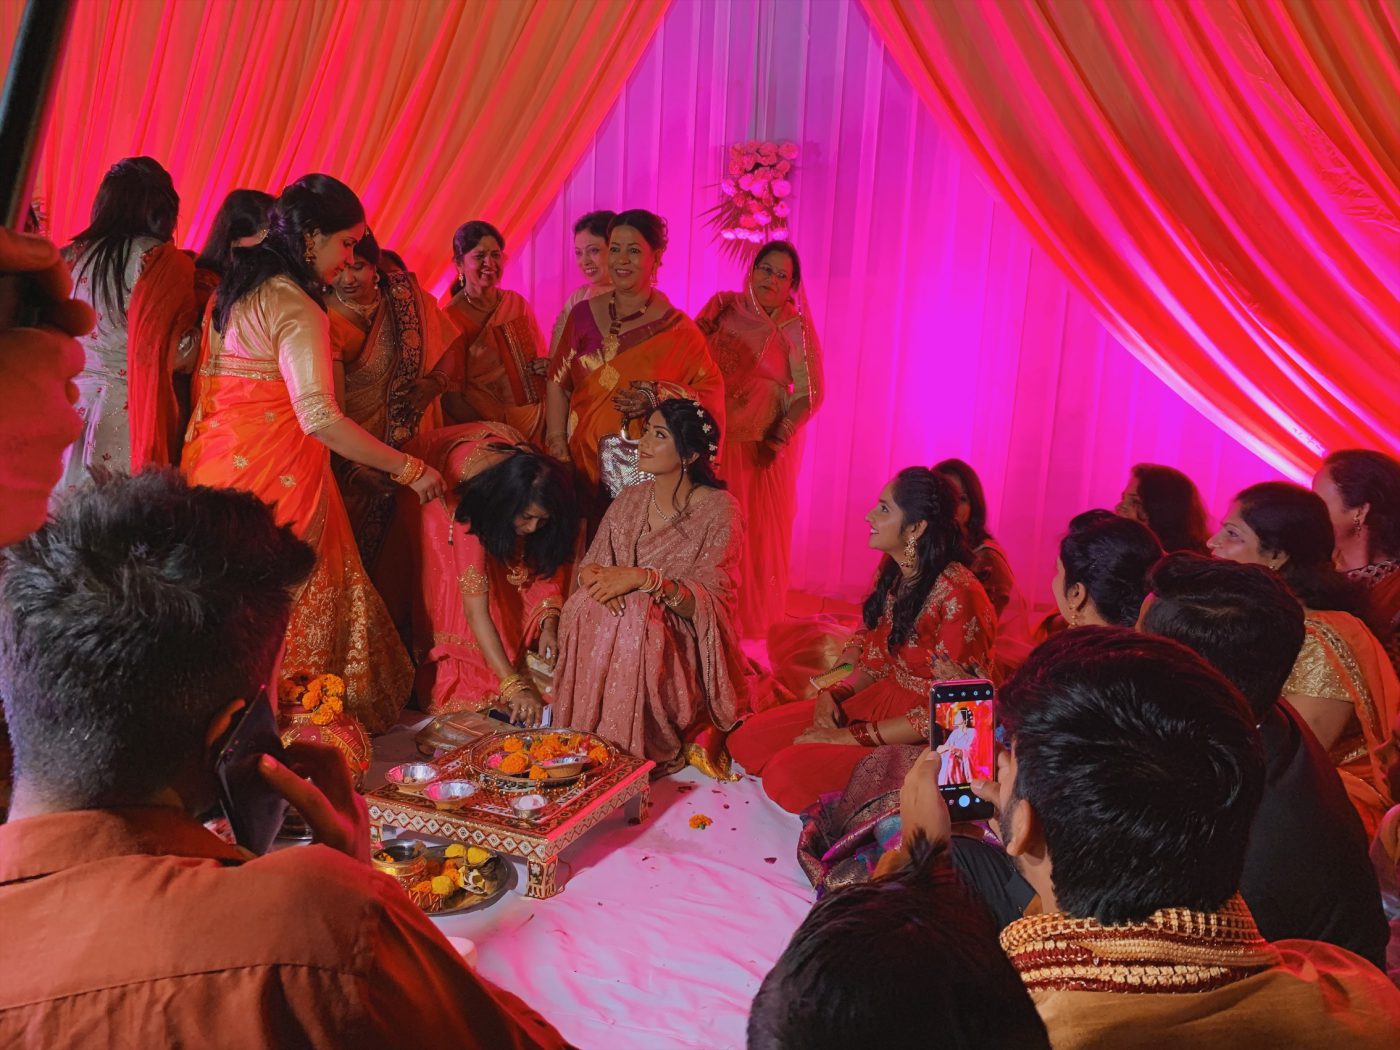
top-left (213, 688), bottom-right (290, 855)
top-left (929, 678), bottom-right (997, 821)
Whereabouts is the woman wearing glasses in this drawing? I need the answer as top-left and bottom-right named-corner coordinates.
top-left (695, 240), bottom-right (824, 639)
top-left (438, 220), bottom-right (550, 444)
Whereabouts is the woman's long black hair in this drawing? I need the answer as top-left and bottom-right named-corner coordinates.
top-left (1059, 509), bottom-right (1163, 627)
top-left (67, 156), bottom-right (179, 319)
top-left (861, 468), bottom-right (972, 652)
top-left (195, 188), bottom-right (274, 276)
top-left (213, 174), bottom-right (363, 333)
top-left (1235, 482), bottom-right (1369, 617)
top-left (1132, 464), bottom-right (1210, 554)
top-left (1324, 449), bottom-right (1400, 563)
top-left (455, 448), bottom-right (579, 579)
top-left (933, 457), bottom-right (992, 548)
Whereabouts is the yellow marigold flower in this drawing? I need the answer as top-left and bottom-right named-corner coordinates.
top-left (465, 846), bottom-right (491, 867)
top-left (430, 875), bottom-right (455, 897)
top-left (321, 674), bottom-right (346, 697)
top-left (310, 706), bottom-right (335, 726)
top-left (324, 696), bottom-right (344, 715)
top-left (688, 814), bottom-right (713, 830)
top-left (445, 844), bottom-right (466, 858)
top-left (502, 737), bottom-right (525, 753)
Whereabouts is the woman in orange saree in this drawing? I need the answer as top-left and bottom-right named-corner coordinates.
top-left (1211, 481), bottom-right (1398, 836)
top-left (552, 400), bottom-right (749, 773)
top-left (326, 230), bottom-right (455, 570)
top-left (696, 240), bottom-right (823, 641)
top-left (378, 421), bottom-right (578, 721)
top-left (438, 221), bottom-right (549, 444)
top-left (728, 468), bottom-right (997, 813)
top-left (545, 210), bottom-right (724, 513)
top-left (182, 175), bottom-right (445, 734)
top-left (57, 158), bottom-right (198, 502)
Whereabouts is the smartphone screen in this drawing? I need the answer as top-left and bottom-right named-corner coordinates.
top-left (213, 688), bottom-right (289, 855)
top-left (929, 678), bottom-right (996, 820)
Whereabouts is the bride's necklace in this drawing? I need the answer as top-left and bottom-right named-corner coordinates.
top-left (650, 483), bottom-right (690, 524)
top-left (335, 287), bottom-right (380, 324)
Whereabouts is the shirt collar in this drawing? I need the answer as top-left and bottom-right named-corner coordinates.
top-left (0, 806), bottom-right (247, 884)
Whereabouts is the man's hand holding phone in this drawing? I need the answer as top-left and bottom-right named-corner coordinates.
top-left (899, 750), bottom-right (953, 849)
top-left (258, 742), bottom-right (372, 864)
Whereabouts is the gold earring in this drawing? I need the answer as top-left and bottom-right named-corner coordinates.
top-left (302, 233), bottom-right (316, 266)
top-left (1353, 512), bottom-right (1363, 536)
top-left (899, 534), bottom-right (917, 571)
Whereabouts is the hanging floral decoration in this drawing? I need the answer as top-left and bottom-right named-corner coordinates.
top-left (706, 139), bottom-right (798, 258)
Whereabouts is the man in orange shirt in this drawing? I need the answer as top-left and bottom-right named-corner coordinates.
top-left (892, 628), bottom-right (1400, 1049)
top-left (0, 469), bottom-right (569, 1049)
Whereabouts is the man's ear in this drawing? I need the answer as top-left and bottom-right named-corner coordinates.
top-left (1003, 796), bottom-right (1044, 860)
top-left (204, 698), bottom-right (246, 754)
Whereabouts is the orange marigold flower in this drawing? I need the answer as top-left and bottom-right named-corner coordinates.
top-left (527, 765), bottom-right (548, 781)
top-left (587, 745), bottom-right (609, 765)
top-left (499, 753), bottom-right (529, 775)
top-left (502, 737), bottom-right (525, 753)
top-left (320, 673), bottom-right (347, 697)
top-left (688, 814), bottom-right (713, 830)
top-left (310, 706), bottom-right (335, 726)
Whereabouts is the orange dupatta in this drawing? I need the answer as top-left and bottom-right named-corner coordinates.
top-left (126, 243), bottom-right (197, 469)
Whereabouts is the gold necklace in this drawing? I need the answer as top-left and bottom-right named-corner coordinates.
top-left (335, 287), bottom-right (380, 323)
top-left (464, 288), bottom-right (499, 312)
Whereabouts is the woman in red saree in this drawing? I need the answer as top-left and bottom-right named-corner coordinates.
top-left (57, 157), bottom-right (198, 502)
top-left (696, 240), bottom-right (823, 640)
top-left (182, 175), bottom-right (446, 734)
top-left (729, 468), bottom-right (998, 813)
top-left (552, 399), bottom-right (749, 774)
top-left (437, 221), bottom-right (549, 444)
top-left (545, 210), bottom-right (724, 516)
top-left (378, 422), bottom-right (578, 721)
top-left (548, 210), bottom-right (614, 355)
top-left (1211, 481), bottom-right (1399, 835)
top-left (326, 229), bottom-right (456, 570)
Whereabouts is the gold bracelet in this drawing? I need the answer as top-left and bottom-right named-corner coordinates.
top-left (390, 454), bottom-right (426, 486)
top-left (662, 580), bottom-right (687, 610)
top-left (498, 672), bottom-right (528, 699)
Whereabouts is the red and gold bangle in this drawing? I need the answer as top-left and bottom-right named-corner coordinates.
top-left (828, 682), bottom-right (856, 705)
top-left (848, 721), bottom-right (878, 747)
top-left (390, 454), bottom-right (426, 486)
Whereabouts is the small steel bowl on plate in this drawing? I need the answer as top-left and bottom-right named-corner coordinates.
top-left (511, 793), bottom-right (548, 820)
top-left (421, 779), bottom-right (479, 811)
top-left (385, 762), bottom-right (440, 796)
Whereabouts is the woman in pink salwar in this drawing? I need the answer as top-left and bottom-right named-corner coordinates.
top-left (696, 240), bottom-right (823, 640)
top-left (379, 421), bottom-right (578, 722)
top-left (552, 399), bottom-right (749, 773)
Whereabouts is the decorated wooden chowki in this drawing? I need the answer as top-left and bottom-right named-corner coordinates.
top-left (366, 729), bottom-right (652, 899)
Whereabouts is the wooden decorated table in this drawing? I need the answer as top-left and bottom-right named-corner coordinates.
top-left (366, 732), bottom-right (653, 899)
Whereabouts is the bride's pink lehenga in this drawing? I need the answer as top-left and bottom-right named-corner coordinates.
top-left (551, 482), bottom-right (750, 767)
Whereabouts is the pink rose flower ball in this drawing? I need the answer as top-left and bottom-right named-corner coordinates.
top-left (771, 179), bottom-right (792, 199)
top-left (778, 141), bottom-right (799, 159)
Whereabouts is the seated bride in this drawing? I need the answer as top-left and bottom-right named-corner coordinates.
top-left (551, 399), bottom-right (750, 776)
top-left (378, 422), bottom-right (578, 722)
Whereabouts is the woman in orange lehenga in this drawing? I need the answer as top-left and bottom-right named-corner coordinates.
top-left (183, 175), bottom-right (446, 734)
top-left (696, 240), bottom-right (823, 641)
top-left (729, 468), bottom-right (997, 813)
top-left (1211, 482), bottom-right (1398, 836)
top-left (379, 422), bottom-right (578, 722)
top-left (544, 210), bottom-right (724, 523)
top-left (438, 221), bottom-right (549, 444)
top-left (326, 229), bottom-right (455, 570)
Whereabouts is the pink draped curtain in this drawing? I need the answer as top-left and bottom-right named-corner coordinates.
top-left (0, 0), bottom-right (669, 290)
top-left (860, 0), bottom-right (1400, 479)
top-left (509, 0), bottom-right (1283, 606)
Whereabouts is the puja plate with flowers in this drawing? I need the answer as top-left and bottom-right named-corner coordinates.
top-left (468, 729), bottom-right (614, 792)
top-left (372, 841), bottom-right (508, 916)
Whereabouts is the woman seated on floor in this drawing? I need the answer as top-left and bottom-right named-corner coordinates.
top-left (377, 422), bottom-right (577, 721)
top-left (728, 467), bottom-right (997, 813)
top-left (551, 398), bottom-right (749, 776)
top-left (1052, 509), bottom-right (1163, 628)
top-left (1210, 481), bottom-right (1398, 836)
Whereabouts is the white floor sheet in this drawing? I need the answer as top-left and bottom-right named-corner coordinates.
top-left (372, 722), bottom-right (812, 1050)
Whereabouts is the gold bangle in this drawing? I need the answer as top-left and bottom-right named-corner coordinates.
top-left (390, 454), bottom-right (426, 485)
top-left (498, 672), bottom-right (528, 698)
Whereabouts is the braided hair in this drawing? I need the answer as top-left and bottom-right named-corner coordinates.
top-left (861, 468), bottom-right (972, 652)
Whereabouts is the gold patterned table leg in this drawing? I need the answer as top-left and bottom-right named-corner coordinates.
top-left (627, 782), bottom-right (651, 823)
top-left (527, 855), bottom-right (560, 899)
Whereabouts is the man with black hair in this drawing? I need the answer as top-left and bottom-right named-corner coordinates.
top-left (901, 628), bottom-right (1399, 1048)
top-left (0, 470), bottom-right (566, 1049)
top-left (749, 751), bottom-right (1050, 1050)
top-left (1140, 553), bottom-right (1387, 966)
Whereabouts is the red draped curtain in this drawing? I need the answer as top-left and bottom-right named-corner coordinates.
top-left (0, 0), bottom-right (670, 292)
top-left (860, 0), bottom-right (1400, 477)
